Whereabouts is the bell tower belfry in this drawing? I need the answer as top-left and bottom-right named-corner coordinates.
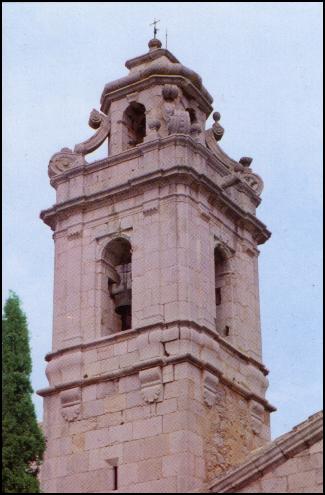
top-left (39, 38), bottom-right (275, 493)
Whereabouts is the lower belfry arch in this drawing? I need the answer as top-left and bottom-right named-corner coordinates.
top-left (101, 237), bottom-right (132, 334)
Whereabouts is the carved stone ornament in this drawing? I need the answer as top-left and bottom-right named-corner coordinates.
top-left (203, 370), bottom-right (219, 407)
top-left (220, 156), bottom-right (264, 196)
top-left (139, 366), bottom-right (162, 403)
top-left (74, 109), bottom-right (111, 156)
top-left (162, 84), bottom-right (179, 101)
top-left (48, 148), bottom-right (86, 178)
top-left (250, 399), bottom-right (265, 435)
top-left (60, 387), bottom-right (81, 422)
top-left (205, 112), bottom-right (264, 193)
top-left (61, 405), bottom-right (81, 422)
top-left (48, 109), bottom-right (110, 178)
top-left (167, 110), bottom-right (191, 135)
top-left (162, 84), bottom-right (191, 135)
top-left (242, 172), bottom-right (264, 195)
top-left (211, 112), bottom-right (224, 141)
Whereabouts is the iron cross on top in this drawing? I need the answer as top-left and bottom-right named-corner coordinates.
top-left (150, 18), bottom-right (160, 39)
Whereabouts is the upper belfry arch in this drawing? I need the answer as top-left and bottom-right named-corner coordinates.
top-left (39, 36), bottom-right (273, 494)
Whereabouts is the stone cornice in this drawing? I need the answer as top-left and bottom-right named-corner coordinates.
top-left (40, 319), bottom-right (274, 413)
top-left (100, 74), bottom-right (213, 115)
top-left (44, 319), bottom-right (268, 375)
top-left (48, 134), bottom-right (262, 209)
top-left (37, 350), bottom-right (275, 413)
top-left (41, 166), bottom-right (270, 243)
top-left (50, 134), bottom-right (231, 185)
top-left (125, 48), bottom-right (180, 69)
top-left (41, 138), bottom-right (270, 243)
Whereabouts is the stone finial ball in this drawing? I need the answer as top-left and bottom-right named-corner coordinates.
top-left (148, 38), bottom-right (162, 50)
top-left (162, 84), bottom-right (179, 101)
top-left (213, 111), bottom-right (221, 122)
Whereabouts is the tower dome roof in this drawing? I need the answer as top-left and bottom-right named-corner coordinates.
top-left (100, 38), bottom-right (213, 115)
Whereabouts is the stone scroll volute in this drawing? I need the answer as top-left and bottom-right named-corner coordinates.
top-left (48, 109), bottom-right (110, 178)
top-left (74, 109), bottom-right (111, 156)
top-left (48, 148), bottom-right (86, 178)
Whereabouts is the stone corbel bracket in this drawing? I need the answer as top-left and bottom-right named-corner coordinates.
top-left (250, 399), bottom-right (266, 435)
top-left (203, 370), bottom-right (220, 407)
top-left (60, 386), bottom-right (81, 422)
top-left (139, 366), bottom-right (163, 403)
top-left (143, 198), bottom-right (159, 217)
top-left (74, 109), bottom-right (111, 156)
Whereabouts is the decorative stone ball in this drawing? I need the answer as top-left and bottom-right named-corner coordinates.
top-left (213, 111), bottom-right (221, 122)
top-left (148, 38), bottom-right (162, 50)
top-left (162, 84), bottom-right (179, 101)
top-left (88, 109), bottom-right (102, 129)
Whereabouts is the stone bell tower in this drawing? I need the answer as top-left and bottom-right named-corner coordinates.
top-left (39, 37), bottom-right (275, 493)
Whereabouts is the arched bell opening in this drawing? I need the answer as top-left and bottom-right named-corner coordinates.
top-left (122, 102), bottom-right (146, 149)
top-left (214, 245), bottom-right (232, 337)
top-left (101, 238), bottom-right (132, 334)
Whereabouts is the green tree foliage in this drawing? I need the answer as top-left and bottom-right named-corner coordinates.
top-left (2, 292), bottom-right (46, 493)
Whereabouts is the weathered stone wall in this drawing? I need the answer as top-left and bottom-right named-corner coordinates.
top-left (42, 359), bottom-right (206, 493)
top-left (41, 319), bottom-right (272, 493)
top-left (236, 439), bottom-right (323, 493)
top-left (50, 158), bottom-right (263, 356)
top-left (204, 383), bottom-right (270, 483)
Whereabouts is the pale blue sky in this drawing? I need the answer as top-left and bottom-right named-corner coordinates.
top-left (3, 2), bottom-right (323, 438)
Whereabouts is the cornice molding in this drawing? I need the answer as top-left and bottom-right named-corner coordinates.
top-left (42, 166), bottom-right (270, 242)
top-left (37, 350), bottom-right (275, 413)
top-left (125, 48), bottom-right (180, 69)
top-left (100, 72), bottom-right (213, 115)
top-left (41, 138), bottom-right (270, 243)
top-left (44, 319), bottom-right (268, 374)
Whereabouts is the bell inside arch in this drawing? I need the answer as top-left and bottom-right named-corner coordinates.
top-left (110, 262), bottom-right (132, 331)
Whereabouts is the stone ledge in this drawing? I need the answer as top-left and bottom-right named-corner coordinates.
top-left (44, 319), bottom-right (269, 376)
top-left (41, 167), bottom-right (269, 244)
top-left (37, 349), bottom-right (275, 413)
top-left (100, 73), bottom-right (213, 115)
